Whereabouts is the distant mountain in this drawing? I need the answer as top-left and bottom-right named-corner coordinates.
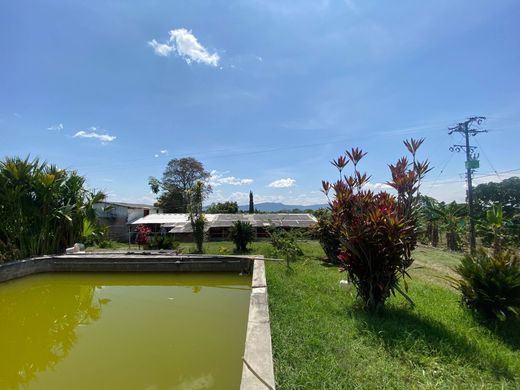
top-left (238, 202), bottom-right (327, 213)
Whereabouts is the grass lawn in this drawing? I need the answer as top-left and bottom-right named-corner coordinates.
top-left (265, 243), bottom-right (520, 389)
top-left (89, 239), bottom-right (520, 388)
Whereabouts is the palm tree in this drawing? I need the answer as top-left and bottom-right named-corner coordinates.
top-left (477, 204), bottom-right (511, 256)
top-left (431, 201), bottom-right (466, 251)
top-left (0, 156), bottom-right (106, 260)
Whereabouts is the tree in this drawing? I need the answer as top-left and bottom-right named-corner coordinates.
top-left (474, 177), bottom-right (520, 217)
top-left (187, 181), bottom-right (206, 253)
top-left (206, 201), bottom-right (238, 214)
top-left (419, 196), bottom-right (441, 247)
top-left (249, 191), bottom-right (255, 214)
top-left (149, 157), bottom-right (211, 213)
top-left (432, 201), bottom-right (467, 251)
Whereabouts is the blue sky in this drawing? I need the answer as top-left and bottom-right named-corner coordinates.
top-left (1, 0), bottom-right (519, 206)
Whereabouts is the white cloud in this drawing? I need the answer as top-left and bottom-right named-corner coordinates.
top-left (209, 170), bottom-right (254, 186)
top-left (154, 154), bottom-right (159, 158)
top-left (148, 28), bottom-right (220, 67)
top-left (363, 182), bottom-right (394, 191)
top-left (160, 149), bottom-right (168, 154)
top-left (268, 178), bottom-right (296, 188)
top-left (148, 39), bottom-right (175, 57)
top-left (47, 123), bottom-right (63, 131)
top-left (73, 128), bottom-right (116, 142)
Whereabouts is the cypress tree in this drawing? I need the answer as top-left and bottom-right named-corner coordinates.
top-left (249, 191), bottom-right (255, 214)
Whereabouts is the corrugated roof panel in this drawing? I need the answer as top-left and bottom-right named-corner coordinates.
top-left (131, 213), bottom-right (317, 229)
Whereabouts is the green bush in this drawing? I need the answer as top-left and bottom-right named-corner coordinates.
top-left (454, 249), bottom-right (520, 321)
top-left (0, 156), bottom-right (106, 259)
top-left (229, 221), bottom-right (255, 252)
top-left (311, 209), bottom-right (340, 263)
top-left (0, 239), bottom-right (21, 263)
top-left (97, 240), bottom-right (116, 249)
top-left (145, 235), bottom-right (180, 250)
top-left (269, 228), bottom-right (303, 268)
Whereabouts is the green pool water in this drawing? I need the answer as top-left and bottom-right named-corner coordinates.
top-left (0, 272), bottom-right (251, 390)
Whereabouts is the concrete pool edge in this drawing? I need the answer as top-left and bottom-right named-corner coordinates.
top-left (0, 253), bottom-right (253, 282)
top-left (240, 257), bottom-right (276, 390)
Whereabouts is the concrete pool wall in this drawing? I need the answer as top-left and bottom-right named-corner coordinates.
top-left (0, 252), bottom-right (276, 390)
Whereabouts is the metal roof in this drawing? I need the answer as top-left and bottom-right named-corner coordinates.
top-left (130, 213), bottom-right (316, 232)
top-left (99, 201), bottom-right (159, 210)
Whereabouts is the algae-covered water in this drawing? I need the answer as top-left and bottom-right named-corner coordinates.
top-left (0, 272), bottom-right (251, 390)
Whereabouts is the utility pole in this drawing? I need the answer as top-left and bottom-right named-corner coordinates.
top-left (449, 116), bottom-right (488, 255)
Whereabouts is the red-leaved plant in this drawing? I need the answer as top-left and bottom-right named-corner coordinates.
top-left (322, 139), bottom-right (430, 311)
top-left (135, 224), bottom-right (151, 248)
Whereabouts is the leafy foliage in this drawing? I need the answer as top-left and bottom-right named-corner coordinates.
top-left (418, 196), bottom-right (440, 247)
top-left (149, 157), bottom-right (211, 212)
top-left (187, 181), bottom-right (206, 253)
top-left (0, 156), bottom-right (105, 260)
top-left (311, 209), bottom-right (341, 263)
top-left (144, 235), bottom-right (180, 250)
top-left (229, 220), bottom-right (255, 252)
top-left (135, 224), bottom-right (151, 247)
top-left (269, 228), bottom-right (303, 268)
top-left (476, 203), bottom-right (517, 256)
top-left (453, 249), bottom-right (520, 321)
top-left (206, 201), bottom-right (239, 214)
top-left (422, 200), bottom-right (466, 251)
top-left (474, 176), bottom-right (520, 217)
top-left (323, 139), bottom-right (430, 310)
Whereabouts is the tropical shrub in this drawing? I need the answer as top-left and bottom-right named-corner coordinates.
top-left (97, 240), bottom-right (116, 249)
top-left (476, 204), bottom-right (515, 256)
top-left (0, 156), bottom-right (105, 259)
top-left (135, 225), bottom-right (151, 247)
top-left (269, 228), bottom-right (303, 268)
top-left (311, 209), bottom-right (341, 263)
top-left (323, 139), bottom-right (430, 311)
top-left (230, 220), bottom-right (255, 252)
top-left (145, 235), bottom-right (180, 250)
top-left (0, 239), bottom-right (20, 263)
top-left (453, 249), bottom-right (520, 321)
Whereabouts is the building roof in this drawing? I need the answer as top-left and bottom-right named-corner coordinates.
top-left (130, 213), bottom-right (317, 233)
top-left (99, 201), bottom-right (159, 210)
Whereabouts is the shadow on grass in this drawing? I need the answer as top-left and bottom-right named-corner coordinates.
top-left (349, 305), bottom-right (516, 380)
top-left (481, 318), bottom-right (520, 351)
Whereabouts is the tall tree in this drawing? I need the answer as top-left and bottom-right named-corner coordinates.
top-left (149, 157), bottom-right (211, 213)
top-left (249, 191), bottom-right (254, 214)
top-left (474, 177), bottom-right (520, 217)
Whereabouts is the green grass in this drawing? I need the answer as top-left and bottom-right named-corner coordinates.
top-left (88, 239), bottom-right (520, 388)
top-left (264, 243), bottom-right (520, 389)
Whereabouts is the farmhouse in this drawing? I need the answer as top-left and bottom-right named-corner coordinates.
top-left (130, 213), bottom-right (317, 241)
top-left (94, 202), bottom-right (160, 241)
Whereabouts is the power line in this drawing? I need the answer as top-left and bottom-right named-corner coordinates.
top-left (71, 120), bottom-right (447, 172)
top-left (474, 136), bottom-right (500, 179)
top-left (448, 116), bottom-right (488, 255)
